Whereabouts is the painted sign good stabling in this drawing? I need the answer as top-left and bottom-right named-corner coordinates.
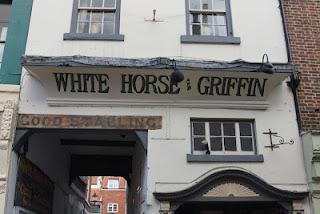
top-left (26, 66), bottom-right (290, 107)
top-left (14, 157), bottom-right (54, 214)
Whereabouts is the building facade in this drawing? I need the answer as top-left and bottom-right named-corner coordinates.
top-left (4, 0), bottom-right (313, 213)
top-left (283, 0), bottom-right (320, 213)
top-left (88, 176), bottom-right (127, 214)
top-left (0, 0), bottom-right (33, 213)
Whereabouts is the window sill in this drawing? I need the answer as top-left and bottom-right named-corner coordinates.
top-left (181, 35), bottom-right (241, 44)
top-left (63, 33), bottom-right (125, 41)
top-left (187, 154), bottom-right (264, 162)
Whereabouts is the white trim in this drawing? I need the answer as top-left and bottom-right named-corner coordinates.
top-left (47, 98), bottom-right (270, 110)
top-left (107, 203), bottom-right (118, 213)
top-left (107, 179), bottom-right (120, 189)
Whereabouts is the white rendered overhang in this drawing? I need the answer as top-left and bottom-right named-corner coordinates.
top-left (22, 56), bottom-right (293, 110)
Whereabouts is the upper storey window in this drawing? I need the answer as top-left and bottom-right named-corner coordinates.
top-left (64, 0), bottom-right (124, 41)
top-left (181, 0), bottom-right (240, 44)
top-left (0, 3), bottom-right (11, 68)
top-left (77, 0), bottom-right (116, 34)
top-left (189, 0), bottom-right (227, 36)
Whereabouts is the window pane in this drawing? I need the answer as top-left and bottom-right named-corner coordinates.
top-left (190, 0), bottom-right (201, 10)
top-left (0, 27), bottom-right (8, 41)
top-left (103, 21), bottom-right (115, 34)
top-left (210, 122), bottom-right (221, 136)
top-left (104, 0), bottom-right (116, 8)
top-left (92, 0), bottom-right (103, 7)
top-left (202, 0), bottom-right (213, 10)
top-left (192, 24), bottom-right (201, 35)
top-left (224, 137), bottom-right (236, 151)
top-left (104, 12), bottom-right (115, 21)
top-left (210, 137), bottom-right (222, 151)
top-left (78, 10), bottom-right (90, 21)
top-left (215, 25), bottom-right (227, 36)
top-left (202, 24), bottom-right (213, 35)
top-left (78, 22), bottom-right (89, 33)
top-left (193, 122), bottom-right (205, 135)
top-left (203, 15), bottom-right (213, 24)
top-left (79, 0), bottom-right (91, 7)
top-left (92, 12), bottom-right (103, 22)
top-left (191, 14), bottom-right (200, 23)
top-left (240, 123), bottom-right (252, 136)
top-left (194, 137), bottom-right (207, 151)
top-left (214, 15), bottom-right (226, 25)
top-left (0, 44), bottom-right (4, 63)
top-left (223, 123), bottom-right (235, 136)
top-left (213, 0), bottom-right (226, 11)
top-left (90, 22), bottom-right (102, 33)
top-left (241, 138), bottom-right (253, 151)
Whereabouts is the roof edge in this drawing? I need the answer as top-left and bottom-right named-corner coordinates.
top-left (21, 55), bottom-right (294, 73)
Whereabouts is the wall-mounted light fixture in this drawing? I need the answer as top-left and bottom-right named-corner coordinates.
top-left (168, 53), bottom-right (276, 84)
top-left (259, 54), bottom-right (275, 74)
top-left (170, 60), bottom-right (184, 84)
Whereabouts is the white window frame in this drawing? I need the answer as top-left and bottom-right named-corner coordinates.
top-left (107, 179), bottom-right (119, 189)
top-left (191, 120), bottom-right (256, 155)
top-left (107, 203), bottom-right (118, 213)
top-left (0, 27), bottom-right (8, 66)
top-left (186, 0), bottom-right (234, 37)
top-left (77, 0), bottom-right (117, 34)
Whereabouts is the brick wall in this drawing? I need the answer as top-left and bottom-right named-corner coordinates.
top-left (89, 176), bottom-right (127, 214)
top-left (283, 0), bottom-right (320, 130)
top-left (284, 0), bottom-right (320, 130)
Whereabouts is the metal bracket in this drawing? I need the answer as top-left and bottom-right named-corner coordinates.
top-left (263, 129), bottom-right (294, 150)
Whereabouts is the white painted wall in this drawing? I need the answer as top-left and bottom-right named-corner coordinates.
top-left (18, 69), bottom-right (310, 212)
top-left (24, 134), bottom-right (84, 214)
top-left (17, 0), bottom-right (311, 213)
top-left (25, 0), bottom-right (288, 63)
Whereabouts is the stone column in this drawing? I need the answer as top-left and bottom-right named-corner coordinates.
top-left (0, 93), bottom-right (19, 213)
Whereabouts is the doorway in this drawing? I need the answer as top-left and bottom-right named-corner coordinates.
top-left (8, 129), bottom-right (148, 214)
top-left (175, 202), bottom-right (287, 214)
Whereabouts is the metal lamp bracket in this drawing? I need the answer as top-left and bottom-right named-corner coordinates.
top-left (263, 129), bottom-right (294, 150)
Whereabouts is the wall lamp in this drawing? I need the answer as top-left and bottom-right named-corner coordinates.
top-left (169, 53), bottom-right (275, 84)
top-left (170, 60), bottom-right (184, 84)
top-left (258, 53), bottom-right (275, 74)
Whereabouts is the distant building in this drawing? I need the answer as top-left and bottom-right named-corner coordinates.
top-left (88, 176), bottom-right (127, 214)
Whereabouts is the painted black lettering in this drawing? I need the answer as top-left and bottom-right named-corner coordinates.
top-left (54, 73), bottom-right (69, 92)
top-left (82, 74), bottom-right (89, 92)
top-left (96, 74), bottom-right (109, 93)
top-left (70, 73), bottom-right (83, 92)
top-left (198, 76), bottom-right (210, 95)
top-left (253, 78), bottom-right (267, 96)
top-left (133, 75), bottom-right (146, 94)
top-left (145, 75), bottom-right (158, 94)
top-left (87, 74), bottom-right (97, 93)
top-left (236, 78), bottom-right (249, 96)
top-left (225, 77), bottom-right (239, 95)
top-left (121, 74), bottom-right (133, 93)
top-left (158, 75), bottom-right (170, 94)
top-left (247, 78), bottom-right (256, 96)
top-left (169, 82), bottom-right (180, 94)
top-left (209, 77), bottom-right (222, 95)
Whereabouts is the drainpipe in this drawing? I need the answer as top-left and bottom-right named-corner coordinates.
top-left (279, 0), bottom-right (302, 131)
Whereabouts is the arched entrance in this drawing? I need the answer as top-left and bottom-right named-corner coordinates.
top-left (154, 170), bottom-right (308, 214)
